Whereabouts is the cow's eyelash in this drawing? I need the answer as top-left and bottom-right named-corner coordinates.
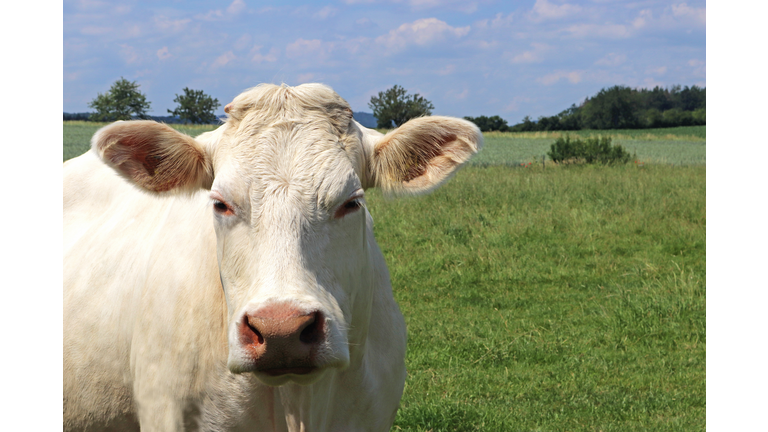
top-left (334, 195), bottom-right (364, 219)
top-left (212, 198), bottom-right (235, 216)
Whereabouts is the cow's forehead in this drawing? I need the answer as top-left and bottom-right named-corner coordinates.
top-left (211, 85), bottom-right (363, 210)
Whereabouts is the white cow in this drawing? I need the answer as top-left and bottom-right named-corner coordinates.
top-left (63, 83), bottom-right (482, 431)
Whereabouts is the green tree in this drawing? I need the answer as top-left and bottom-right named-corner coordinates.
top-left (89, 77), bottom-right (151, 121)
top-left (464, 115), bottom-right (509, 132)
top-left (368, 85), bottom-right (434, 129)
top-left (581, 85), bottom-right (640, 129)
top-left (509, 115), bottom-right (536, 132)
top-left (168, 87), bottom-right (221, 124)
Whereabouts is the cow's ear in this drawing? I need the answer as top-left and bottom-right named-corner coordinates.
top-left (363, 116), bottom-right (482, 195)
top-left (92, 120), bottom-right (214, 193)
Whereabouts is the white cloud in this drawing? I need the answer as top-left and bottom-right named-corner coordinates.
top-left (490, 12), bottom-right (514, 28)
top-left (286, 39), bottom-right (325, 59)
top-left (474, 40), bottom-right (499, 50)
top-left (375, 18), bottom-right (470, 53)
top-left (314, 6), bottom-right (337, 20)
top-left (385, 67), bottom-right (414, 76)
top-left (688, 59), bottom-right (706, 77)
top-left (119, 44), bottom-right (139, 64)
top-left (505, 96), bottom-right (533, 112)
top-left (80, 26), bottom-right (111, 36)
top-left (438, 64), bottom-right (456, 75)
top-left (339, 37), bottom-right (371, 55)
top-left (564, 23), bottom-right (631, 39)
top-left (64, 71), bottom-right (81, 82)
top-left (342, 0), bottom-right (477, 12)
top-left (408, 0), bottom-right (478, 13)
top-left (595, 53), bottom-right (626, 66)
top-left (641, 77), bottom-right (666, 89)
top-left (154, 16), bottom-right (191, 33)
top-left (633, 9), bottom-right (653, 29)
top-left (476, 12), bottom-right (514, 29)
top-left (509, 42), bottom-right (550, 64)
top-left (511, 51), bottom-right (539, 63)
top-left (537, 70), bottom-right (583, 85)
top-left (647, 66), bottom-right (667, 76)
top-left (250, 46), bottom-right (279, 63)
top-left (297, 73), bottom-right (316, 83)
top-left (227, 0), bottom-right (247, 15)
top-left (74, 0), bottom-right (107, 10)
top-left (156, 47), bottom-right (171, 61)
top-left (234, 34), bottom-right (252, 51)
top-left (197, 9), bottom-right (224, 21)
top-left (671, 3), bottom-right (705, 26)
top-left (632, 4), bottom-right (705, 33)
top-left (211, 51), bottom-right (236, 69)
top-left (530, 0), bottom-right (582, 21)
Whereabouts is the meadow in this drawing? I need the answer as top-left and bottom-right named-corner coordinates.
top-left (63, 122), bottom-right (705, 431)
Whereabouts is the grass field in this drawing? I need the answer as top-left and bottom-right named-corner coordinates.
top-left (369, 164), bottom-right (705, 431)
top-left (63, 122), bottom-right (705, 430)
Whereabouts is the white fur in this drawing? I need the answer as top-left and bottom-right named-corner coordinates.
top-left (64, 83), bottom-right (481, 431)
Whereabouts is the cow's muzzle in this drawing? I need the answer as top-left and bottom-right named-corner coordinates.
top-left (237, 302), bottom-right (325, 376)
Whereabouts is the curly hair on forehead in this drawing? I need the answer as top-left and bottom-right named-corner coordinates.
top-left (224, 83), bottom-right (354, 135)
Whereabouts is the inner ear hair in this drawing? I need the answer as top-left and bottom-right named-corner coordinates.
top-left (93, 121), bottom-right (213, 193)
top-left (370, 116), bottom-right (482, 196)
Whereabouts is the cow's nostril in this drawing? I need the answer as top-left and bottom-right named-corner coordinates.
top-left (244, 315), bottom-right (264, 345)
top-left (299, 312), bottom-right (322, 344)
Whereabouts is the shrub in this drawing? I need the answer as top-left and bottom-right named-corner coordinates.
top-left (547, 136), bottom-right (632, 165)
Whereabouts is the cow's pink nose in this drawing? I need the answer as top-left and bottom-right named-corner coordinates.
top-left (239, 304), bottom-right (324, 375)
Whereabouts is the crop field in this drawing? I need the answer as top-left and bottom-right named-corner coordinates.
top-left (63, 123), bottom-right (705, 430)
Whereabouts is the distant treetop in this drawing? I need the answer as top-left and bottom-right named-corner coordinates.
top-left (368, 85), bottom-right (434, 129)
top-left (88, 77), bottom-right (151, 122)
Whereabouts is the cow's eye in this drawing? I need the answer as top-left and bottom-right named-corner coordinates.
top-left (335, 197), bottom-right (363, 219)
top-left (213, 200), bottom-right (234, 216)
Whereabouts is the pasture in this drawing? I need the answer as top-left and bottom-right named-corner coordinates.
top-left (63, 122), bottom-right (705, 430)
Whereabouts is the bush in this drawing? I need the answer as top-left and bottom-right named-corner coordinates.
top-left (547, 136), bottom-right (632, 165)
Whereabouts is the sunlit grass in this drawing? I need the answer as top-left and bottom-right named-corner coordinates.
top-left (368, 164), bottom-right (705, 431)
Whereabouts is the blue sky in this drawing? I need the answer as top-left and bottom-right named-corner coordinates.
top-left (64, 0), bottom-right (706, 124)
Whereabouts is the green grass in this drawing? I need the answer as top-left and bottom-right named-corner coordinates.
top-left (473, 135), bottom-right (705, 167)
top-left (366, 164), bottom-right (705, 431)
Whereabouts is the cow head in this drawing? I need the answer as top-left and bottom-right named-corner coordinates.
top-left (91, 83), bottom-right (482, 386)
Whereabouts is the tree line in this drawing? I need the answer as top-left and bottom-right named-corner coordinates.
top-left (465, 84), bottom-right (705, 132)
top-left (67, 80), bottom-right (705, 131)
top-left (66, 77), bottom-right (222, 124)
